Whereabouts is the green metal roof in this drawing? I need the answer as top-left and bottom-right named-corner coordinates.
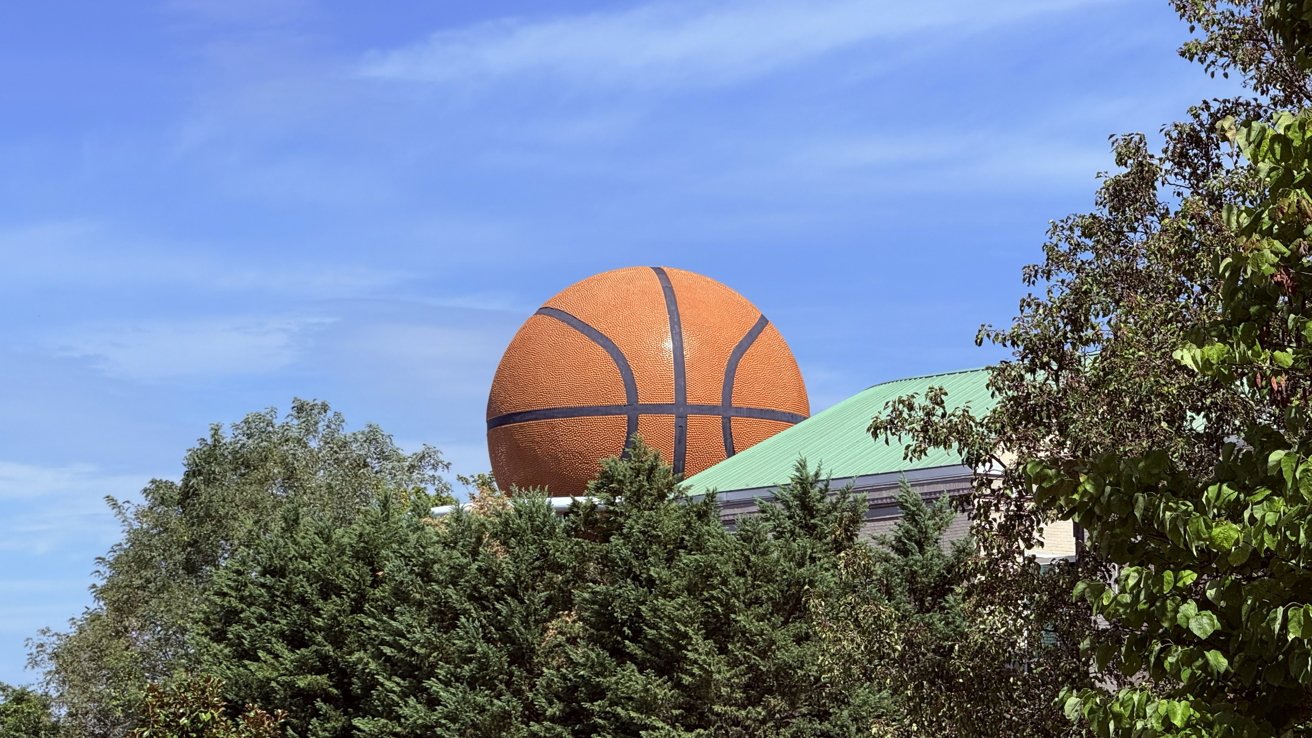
top-left (685, 367), bottom-right (995, 494)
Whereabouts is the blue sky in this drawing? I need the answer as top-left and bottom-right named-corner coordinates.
top-left (0, 0), bottom-right (1233, 685)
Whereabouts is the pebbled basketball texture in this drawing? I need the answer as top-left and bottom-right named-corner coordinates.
top-left (487, 266), bottom-right (809, 496)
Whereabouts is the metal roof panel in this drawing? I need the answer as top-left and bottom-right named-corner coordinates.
top-left (684, 367), bottom-right (994, 494)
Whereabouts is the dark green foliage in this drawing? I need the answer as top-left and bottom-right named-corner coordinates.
top-left (30, 400), bottom-right (453, 738)
top-left (759, 459), bottom-right (863, 554)
top-left (200, 495), bottom-right (419, 738)
top-left (533, 453), bottom-right (890, 738)
top-left (870, 483), bottom-right (971, 733)
top-left (1264, 0), bottom-right (1312, 74)
top-left (875, 482), bottom-right (970, 617)
top-left (810, 480), bottom-right (1086, 738)
top-left (382, 494), bottom-right (572, 737)
top-left (200, 484), bottom-right (569, 738)
top-left (193, 442), bottom-right (921, 737)
top-left (0, 683), bottom-right (60, 738)
top-left (33, 417), bottom-right (1065, 730)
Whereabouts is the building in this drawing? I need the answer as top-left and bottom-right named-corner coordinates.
top-left (685, 367), bottom-right (1078, 561)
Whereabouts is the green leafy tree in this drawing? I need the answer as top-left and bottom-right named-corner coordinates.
top-left (806, 479), bottom-right (1085, 738)
top-left (30, 400), bottom-right (452, 738)
top-left (717, 461), bottom-right (890, 736)
top-left (0, 683), bottom-right (60, 738)
top-left (870, 2), bottom-right (1312, 736)
top-left (1048, 110), bottom-right (1312, 738)
top-left (531, 441), bottom-right (724, 737)
top-left (1265, 0), bottom-right (1312, 71)
top-left (133, 676), bottom-right (282, 738)
top-left (374, 488), bottom-right (572, 737)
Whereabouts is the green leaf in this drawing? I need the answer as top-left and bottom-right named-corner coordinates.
top-left (1290, 606), bottom-right (1309, 639)
top-left (1228, 543), bottom-right (1252, 566)
top-left (1270, 449), bottom-right (1289, 474)
top-left (1178, 599), bottom-right (1200, 628)
top-left (1205, 649), bottom-right (1230, 674)
top-left (1293, 649), bottom-right (1312, 684)
top-left (1186, 516), bottom-right (1208, 552)
top-left (1211, 522), bottom-right (1241, 550)
top-left (1063, 695), bottom-right (1082, 720)
top-left (1268, 606), bottom-right (1288, 640)
top-left (1190, 611), bottom-right (1221, 640)
top-left (1175, 346), bottom-right (1200, 372)
top-left (1165, 699), bottom-right (1191, 728)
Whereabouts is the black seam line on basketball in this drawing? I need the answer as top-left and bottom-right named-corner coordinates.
top-left (651, 266), bottom-right (687, 475)
top-left (486, 404), bottom-right (807, 430)
top-left (534, 306), bottom-right (639, 456)
top-left (721, 314), bottom-right (770, 459)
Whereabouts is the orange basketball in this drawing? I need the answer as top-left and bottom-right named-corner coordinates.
top-left (486, 266), bottom-right (809, 496)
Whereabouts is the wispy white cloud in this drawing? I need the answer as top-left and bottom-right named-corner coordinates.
top-left (48, 316), bottom-right (335, 382)
top-left (0, 222), bottom-right (415, 298)
top-left (0, 461), bottom-right (146, 556)
top-left (690, 129), bottom-right (1115, 199)
top-left (0, 464), bottom-right (143, 672)
top-left (339, 321), bottom-right (505, 365)
top-left (358, 0), bottom-right (1115, 90)
top-left (317, 313), bottom-right (515, 424)
top-left (401, 292), bottom-right (529, 314)
top-left (800, 131), bottom-right (1113, 183)
top-left (0, 461), bottom-right (147, 500)
top-left (0, 508), bottom-right (121, 555)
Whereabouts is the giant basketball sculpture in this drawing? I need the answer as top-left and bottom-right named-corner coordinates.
top-left (487, 266), bottom-right (809, 495)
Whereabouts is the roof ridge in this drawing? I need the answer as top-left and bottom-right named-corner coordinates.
top-left (861, 365), bottom-right (989, 391)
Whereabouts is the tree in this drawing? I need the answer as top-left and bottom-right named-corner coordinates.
top-left (806, 479), bottom-right (1086, 738)
top-left (1264, 0), bottom-right (1312, 72)
top-left (535, 450), bottom-right (894, 738)
top-left (713, 461), bottom-right (890, 736)
top-left (871, 482), bottom-right (973, 735)
top-left (870, 1), bottom-right (1312, 736)
top-left (197, 439), bottom-right (907, 738)
top-left (30, 400), bottom-right (452, 738)
top-left (132, 676), bottom-right (282, 738)
top-left (530, 441), bottom-right (727, 737)
top-left (1049, 108), bottom-right (1312, 738)
top-left (198, 481), bottom-right (571, 738)
top-left (0, 683), bottom-right (60, 738)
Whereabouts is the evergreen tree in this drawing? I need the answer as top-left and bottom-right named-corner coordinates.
top-left (533, 440), bottom-right (732, 737)
top-left (367, 491), bottom-right (571, 737)
top-left (30, 400), bottom-right (452, 738)
top-left (870, 481), bottom-right (972, 735)
top-left (733, 462), bottom-right (892, 737)
top-left (199, 479), bottom-right (574, 737)
top-left (536, 452), bottom-right (894, 737)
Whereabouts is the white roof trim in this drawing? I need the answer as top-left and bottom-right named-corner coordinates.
top-left (700, 464), bottom-right (979, 504)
